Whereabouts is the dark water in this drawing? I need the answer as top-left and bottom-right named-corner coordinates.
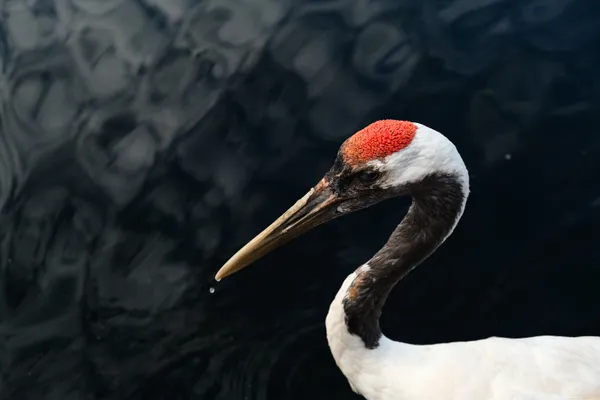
top-left (1, 0), bottom-right (600, 399)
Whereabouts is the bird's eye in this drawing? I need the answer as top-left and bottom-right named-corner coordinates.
top-left (357, 170), bottom-right (379, 183)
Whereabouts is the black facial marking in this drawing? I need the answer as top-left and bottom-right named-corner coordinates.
top-left (325, 155), bottom-right (386, 202)
top-left (356, 170), bottom-right (379, 184)
top-left (342, 173), bottom-right (466, 349)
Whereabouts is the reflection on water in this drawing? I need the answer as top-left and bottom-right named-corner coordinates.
top-left (1, 0), bottom-right (600, 399)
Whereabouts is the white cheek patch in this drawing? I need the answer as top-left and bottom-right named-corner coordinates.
top-left (367, 123), bottom-right (470, 193)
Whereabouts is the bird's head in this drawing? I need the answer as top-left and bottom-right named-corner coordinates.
top-left (215, 120), bottom-right (468, 280)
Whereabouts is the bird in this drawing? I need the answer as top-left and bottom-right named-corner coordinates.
top-left (215, 120), bottom-right (600, 400)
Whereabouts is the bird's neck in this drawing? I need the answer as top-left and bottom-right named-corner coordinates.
top-left (328, 173), bottom-right (468, 349)
top-left (324, 173), bottom-right (467, 396)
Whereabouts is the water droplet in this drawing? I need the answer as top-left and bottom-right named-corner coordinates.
top-left (504, 153), bottom-right (512, 160)
top-left (209, 287), bottom-right (215, 294)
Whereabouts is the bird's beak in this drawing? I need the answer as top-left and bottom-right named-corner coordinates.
top-left (215, 179), bottom-right (340, 281)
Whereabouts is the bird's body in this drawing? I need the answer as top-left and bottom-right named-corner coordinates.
top-left (216, 120), bottom-right (600, 399)
top-left (327, 270), bottom-right (600, 400)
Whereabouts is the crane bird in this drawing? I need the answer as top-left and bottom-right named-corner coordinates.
top-left (215, 120), bottom-right (600, 400)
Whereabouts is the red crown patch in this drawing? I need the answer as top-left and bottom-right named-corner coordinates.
top-left (341, 120), bottom-right (417, 165)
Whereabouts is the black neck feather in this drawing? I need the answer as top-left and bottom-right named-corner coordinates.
top-left (342, 173), bottom-right (467, 349)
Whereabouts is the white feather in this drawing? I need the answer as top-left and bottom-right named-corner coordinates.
top-left (326, 269), bottom-right (600, 400)
top-left (371, 123), bottom-right (470, 193)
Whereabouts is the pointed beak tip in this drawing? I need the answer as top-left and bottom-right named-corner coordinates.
top-left (214, 268), bottom-right (227, 282)
top-left (214, 258), bottom-right (238, 282)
